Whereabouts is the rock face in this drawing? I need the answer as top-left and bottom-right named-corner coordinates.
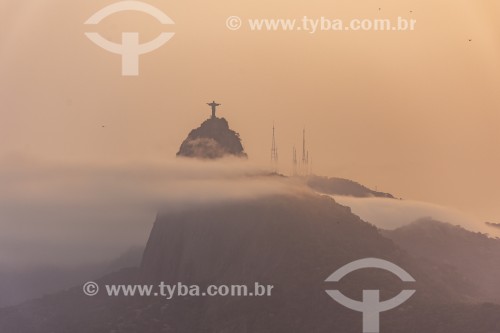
top-left (2, 194), bottom-right (500, 333)
top-left (135, 193), bottom-right (498, 332)
top-left (141, 194), bottom-right (400, 284)
top-left (177, 117), bottom-right (247, 159)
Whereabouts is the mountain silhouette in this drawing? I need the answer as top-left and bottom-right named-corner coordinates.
top-left (307, 175), bottom-right (395, 198)
top-left (383, 218), bottom-right (500, 303)
top-left (2, 193), bottom-right (499, 332)
top-left (177, 117), bottom-right (247, 159)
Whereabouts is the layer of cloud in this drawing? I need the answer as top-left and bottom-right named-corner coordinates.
top-left (0, 155), bottom-right (293, 268)
top-left (332, 196), bottom-right (500, 238)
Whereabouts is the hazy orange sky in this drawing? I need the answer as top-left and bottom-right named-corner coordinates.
top-left (1, 0), bottom-right (500, 225)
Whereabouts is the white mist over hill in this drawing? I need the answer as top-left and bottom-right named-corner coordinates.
top-left (333, 195), bottom-right (500, 238)
top-left (0, 155), bottom-right (292, 268)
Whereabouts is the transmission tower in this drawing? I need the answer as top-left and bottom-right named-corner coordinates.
top-left (271, 124), bottom-right (279, 173)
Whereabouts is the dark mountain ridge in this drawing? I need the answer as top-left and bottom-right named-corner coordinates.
top-left (383, 218), bottom-right (500, 304)
top-left (2, 193), bottom-right (499, 332)
top-left (307, 175), bottom-right (395, 198)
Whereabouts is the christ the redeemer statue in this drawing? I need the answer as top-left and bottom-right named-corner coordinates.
top-left (207, 101), bottom-right (221, 119)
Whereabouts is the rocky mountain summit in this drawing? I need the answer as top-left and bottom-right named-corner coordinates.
top-left (177, 117), bottom-right (247, 159)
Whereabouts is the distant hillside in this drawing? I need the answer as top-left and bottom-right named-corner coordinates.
top-left (177, 117), bottom-right (247, 159)
top-left (0, 247), bottom-right (143, 308)
top-left (2, 194), bottom-right (499, 332)
top-left (307, 175), bottom-right (395, 198)
top-left (383, 218), bottom-right (500, 303)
